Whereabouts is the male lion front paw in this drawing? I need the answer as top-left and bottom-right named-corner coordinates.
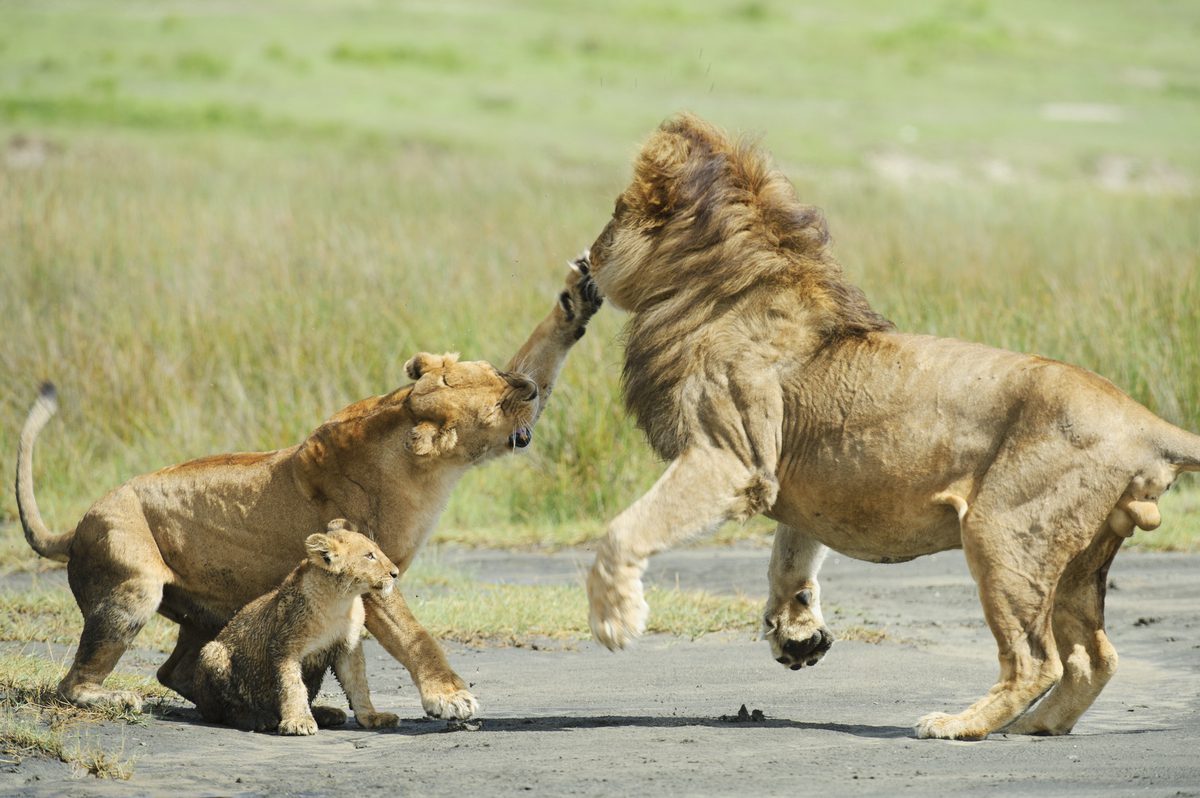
top-left (356, 710), bottom-right (400, 730)
top-left (421, 687), bottom-right (479, 720)
top-left (558, 251), bottom-right (603, 339)
top-left (915, 711), bottom-right (989, 741)
top-left (587, 550), bottom-right (649, 651)
top-left (278, 715), bottom-right (319, 736)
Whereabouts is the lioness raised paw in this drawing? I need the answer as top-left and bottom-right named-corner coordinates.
top-left (915, 711), bottom-right (989, 741)
top-left (278, 715), bottom-right (319, 736)
top-left (587, 548), bottom-right (650, 651)
top-left (558, 250), bottom-right (603, 340)
top-left (421, 687), bottom-right (479, 720)
top-left (356, 710), bottom-right (399, 729)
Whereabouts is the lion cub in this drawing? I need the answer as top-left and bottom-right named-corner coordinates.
top-left (194, 519), bottom-right (400, 735)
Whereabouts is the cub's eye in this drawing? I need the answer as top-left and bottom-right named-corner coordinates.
top-left (366, 552), bottom-right (376, 561)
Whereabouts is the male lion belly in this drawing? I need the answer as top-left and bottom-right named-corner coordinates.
top-left (769, 484), bottom-right (964, 563)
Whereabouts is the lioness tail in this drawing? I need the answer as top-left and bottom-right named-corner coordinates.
top-left (15, 382), bottom-right (72, 562)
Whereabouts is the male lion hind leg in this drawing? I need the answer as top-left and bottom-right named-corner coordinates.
top-left (332, 642), bottom-right (399, 730)
top-left (764, 524), bottom-right (834, 669)
top-left (914, 472), bottom-right (1119, 740)
top-left (1005, 531), bottom-right (1124, 736)
top-left (363, 590), bottom-right (478, 720)
top-left (588, 447), bottom-right (777, 650)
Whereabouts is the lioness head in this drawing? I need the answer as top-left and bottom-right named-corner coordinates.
top-left (403, 352), bottom-right (540, 463)
top-left (589, 113), bottom-right (832, 313)
top-left (305, 519), bottom-right (399, 595)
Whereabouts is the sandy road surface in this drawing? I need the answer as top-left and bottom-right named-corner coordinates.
top-left (3, 547), bottom-right (1198, 797)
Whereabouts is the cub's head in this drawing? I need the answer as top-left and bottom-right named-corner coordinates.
top-left (305, 519), bottom-right (398, 595)
top-left (402, 352), bottom-right (539, 463)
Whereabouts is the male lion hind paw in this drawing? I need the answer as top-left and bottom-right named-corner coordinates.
top-left (914, 711), bottom-right (990, 741)
top-left (278, 715), bottom-right (319, 736)
top-left (586, 559), bottom-right (649, 651)
top-left (356, 710), bottom-right (400, 730)
top-left (421, 688), bottom-right (479, 720)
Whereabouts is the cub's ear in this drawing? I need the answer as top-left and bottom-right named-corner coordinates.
top-left (406, 421), bottom-right (458, 457)
top-left (305, 533), bottom-right (339, 567)
top-left (326, 518), bottom-right (358, 534)
top-left (405, 351), bottom-right (461, 380)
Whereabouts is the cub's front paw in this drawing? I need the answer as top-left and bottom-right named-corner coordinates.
top-left (311, 705), bottom-right (347, 728)
top-left (278, 715), bottom-right (318, 736)
top-left (357, 710), bottom-right (400, 729)
top-left (587, 549), bottom-right (649, 651)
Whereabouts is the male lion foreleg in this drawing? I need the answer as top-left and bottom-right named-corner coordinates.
top-left (1006, 532), bottom-right (1123, 736)
top-left (363, 591), bottom-right (478, 719)
top-left (765, 524), bottom-right (833, 669)
top-left (588, 448), bottom-right (776, 650)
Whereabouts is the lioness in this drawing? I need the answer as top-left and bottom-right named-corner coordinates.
top-left (16, 263), bottom-right (601, 718)
top-left (583, 114), bottom-right (1200, 740)
top-left (194, 519), bottom-right (400, 735)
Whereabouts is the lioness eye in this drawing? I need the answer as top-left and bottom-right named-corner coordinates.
top-left (366, 552), bottom-right (376, 561)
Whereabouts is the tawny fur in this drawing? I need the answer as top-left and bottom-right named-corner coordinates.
top-left (194, 520), bottom-right (400, 735)
top-left (585, 113), bottom-right (1200, 740)
top-left (14, 263), bottom-right (602, 718)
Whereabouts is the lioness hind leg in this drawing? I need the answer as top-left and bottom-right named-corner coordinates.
top-left (1006, 533), bottom-right (1123, 736)
top-left (59, 577), bottom-right (163, 711)
top-left (157, 624), bottom-right (212, 703)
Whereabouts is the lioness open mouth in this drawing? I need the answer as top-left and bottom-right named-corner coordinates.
top-left (509, 426), bottom-right (533, 449)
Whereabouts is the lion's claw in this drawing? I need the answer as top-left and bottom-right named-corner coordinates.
top-left (421, 687), bottom-right (479, 720)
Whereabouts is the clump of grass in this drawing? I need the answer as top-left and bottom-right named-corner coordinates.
top-left (0, 589), bottom-right (177, 653)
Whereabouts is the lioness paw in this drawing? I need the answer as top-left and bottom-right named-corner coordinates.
top-left (558, 251), bottom-right (603, 338)
top-left (278, 715), bottom-right (319, 736)
top-left (357, 710), bottom-right (400, 729)
top-left (422, 688), bottom-right (478, 720)
top-left (587, 554), bottom-right (649, 651)
top-left (915, 711), bottom-right (989, 741)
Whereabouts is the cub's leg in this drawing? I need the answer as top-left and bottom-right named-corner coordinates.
top-left (333, 642), bottom-right (398, 729)
top-left (764, 524), bottom-right (833, 669)
top-left (1006, 532), bottom-right (1123, 735)
top-left (364, 591), bottom-right (476, 720)
top-left (276, 659), bottom-right (318, 736)
top-left (588, 447), bottom-right (775, 650)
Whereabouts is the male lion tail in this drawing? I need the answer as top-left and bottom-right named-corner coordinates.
top-left (15, 382), bottom-right (72, 563)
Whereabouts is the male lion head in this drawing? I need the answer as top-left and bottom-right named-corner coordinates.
top-left (402, 352), bottom-right (539, 463)
top-left (588, 113), bottom-right (834, 314)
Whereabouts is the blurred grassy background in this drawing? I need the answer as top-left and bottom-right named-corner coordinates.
top-left (2, 0), bottom-right (1198, 547)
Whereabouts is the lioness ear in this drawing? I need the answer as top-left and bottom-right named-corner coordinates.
top-left (305, 533), bottom-right (336, 566)
top-left (406, 421), bottom-right (458, 457)
top-left (405, 353), bottom-right (440, 380)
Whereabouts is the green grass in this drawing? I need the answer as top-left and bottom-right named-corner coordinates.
top-left (1, 0), bottom-right (1198, 548)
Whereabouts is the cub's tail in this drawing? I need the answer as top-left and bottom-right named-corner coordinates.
top-left (15, 382), bottom-right (72, 562)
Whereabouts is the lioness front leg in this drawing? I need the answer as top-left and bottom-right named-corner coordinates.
top-left (333, 642), bottom-right (398, 730)
top-left (363, 591), bottom-right (477, 720)
top-left (506, 252), bottom-right (603, 421)
top-left (589, 448), bottom-right (777, 649)
top-left (764, 524), bottom-right (834, 669)
top-left (277, 659), bottom-right (318, 736)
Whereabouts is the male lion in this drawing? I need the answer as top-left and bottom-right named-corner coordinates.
top-left (583, 114), bottom-right (1200, 740)
top-left (16, 263), bottom-right (601, 718)
top-left (194, 519), bottom-right (400, 735)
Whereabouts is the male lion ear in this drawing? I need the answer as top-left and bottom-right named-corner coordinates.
top-left (305, 533), bottom-right (336, 566)
top-left (406, 422), bottom-right (459, 457)
top-left (630, 130), bottom-right (691, 221)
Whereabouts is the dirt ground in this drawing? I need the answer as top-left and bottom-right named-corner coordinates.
top-left (3, 545), bottom-right (1199, 797)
